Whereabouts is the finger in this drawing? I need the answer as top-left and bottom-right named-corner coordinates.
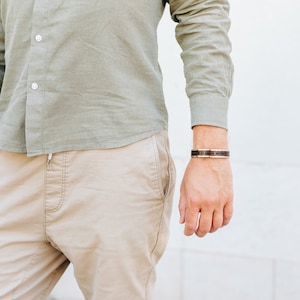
top-left (178, 198), bottom-right (186, 224)
top-left (223, 203), bottom-right (233, 227)
top-left (196, 210), bottom-right (213, 237)
top-left (184, 208), bottom-right (199, 236)
top-left (210, 211), bottom-right (223, 233)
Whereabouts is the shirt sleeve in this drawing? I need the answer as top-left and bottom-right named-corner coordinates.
top-left (0, 21), bottom-right (5, 92)
top-left (168, 0), bottom-right (234, 129)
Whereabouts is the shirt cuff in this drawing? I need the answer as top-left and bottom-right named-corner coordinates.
top-left (190, 95), bottom-right (229, 129)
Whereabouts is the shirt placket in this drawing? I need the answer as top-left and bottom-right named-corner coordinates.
top-left (25, 0), bottom-right (49, 156)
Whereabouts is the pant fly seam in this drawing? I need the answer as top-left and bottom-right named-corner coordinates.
top-left (45, 153), bottom-right (67, 213)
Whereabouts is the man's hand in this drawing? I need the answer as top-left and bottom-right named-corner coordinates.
top-left (179, 125), bottom-right (233, 237)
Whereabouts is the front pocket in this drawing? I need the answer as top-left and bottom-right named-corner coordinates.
top-left (151, 131), bottom-right (176, 200)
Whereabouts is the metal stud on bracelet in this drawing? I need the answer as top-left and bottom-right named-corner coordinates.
top-left (191, 149), bottom-right (230, 158)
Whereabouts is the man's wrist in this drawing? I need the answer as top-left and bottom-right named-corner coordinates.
top-left (192, 125), bottom-right (229, 149)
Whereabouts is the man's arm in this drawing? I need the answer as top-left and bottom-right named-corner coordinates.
top-left (179, 125), bottom-right (233, 237)
top-left (168, 0), bottom-right (234, 236)
top-left (168, 0), bottom-right (233, 129)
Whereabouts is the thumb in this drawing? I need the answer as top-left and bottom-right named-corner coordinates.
top-left (179, 197), bottom-right (186, 224)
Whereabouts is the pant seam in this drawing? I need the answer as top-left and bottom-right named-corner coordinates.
top-left (51, 152), bottom-right (67, 212)
top-left (150, 134), bottom-right (165, 200)
top-left (144, 132), bottom-right (174, 299)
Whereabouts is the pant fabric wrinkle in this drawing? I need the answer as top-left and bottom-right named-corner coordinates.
top-left (0, 130), bottom-right (175, 300)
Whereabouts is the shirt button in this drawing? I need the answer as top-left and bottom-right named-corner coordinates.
top-left (31, 83), bottom-right (39, 90)
top-left (35, 35), bottom-right (43, 42)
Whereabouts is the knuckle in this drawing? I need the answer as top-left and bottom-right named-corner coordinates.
top-left (189, 196), bottom-right (200, 207)
top-left (178, 203), bottom-right (185, 212)
top-left (223, 212), bottom-right (233, 225)
top-left (200, 197), bottom-right (216, 210)
top-left (213, 217), bottom-right (223, 229)
top-left (223, 191), bottom-right (234, 204)
top-left (185, 222), bottom-right (195, 231)
top-left (223, 216), bottom-right (232, 225)
top-left (226, 209), bottom-right (233, 219)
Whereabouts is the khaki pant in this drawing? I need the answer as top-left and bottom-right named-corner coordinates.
top-left (0, 131), bottom-right (175, 300)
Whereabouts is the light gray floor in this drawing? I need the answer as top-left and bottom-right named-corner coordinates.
top-left (50, 0), bottom-right (300, 299)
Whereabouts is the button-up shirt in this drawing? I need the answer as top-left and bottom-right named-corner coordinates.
top-left (0, 0), bottom-right (233, 156)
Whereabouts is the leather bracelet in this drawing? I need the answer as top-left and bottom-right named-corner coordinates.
top-left (191, 149), bottom-right (230, 158)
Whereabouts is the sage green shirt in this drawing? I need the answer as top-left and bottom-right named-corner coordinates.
top-left (0, 0), bottom-right (233, 156)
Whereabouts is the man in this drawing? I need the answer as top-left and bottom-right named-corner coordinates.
top-left (0, 0), bottom-right (233, 299)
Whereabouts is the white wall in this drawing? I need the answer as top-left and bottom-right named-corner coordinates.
top-left (155, 1), bottom-right (300, 299)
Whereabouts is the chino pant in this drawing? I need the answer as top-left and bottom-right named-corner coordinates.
top-left (0, 131), bottom-right (175, 300)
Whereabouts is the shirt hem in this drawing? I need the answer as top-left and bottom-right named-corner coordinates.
top-left (0, 127), bottom-right (167, 157)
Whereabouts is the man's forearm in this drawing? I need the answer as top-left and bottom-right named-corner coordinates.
top-left (192, 125), bottom-right (229, 150)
